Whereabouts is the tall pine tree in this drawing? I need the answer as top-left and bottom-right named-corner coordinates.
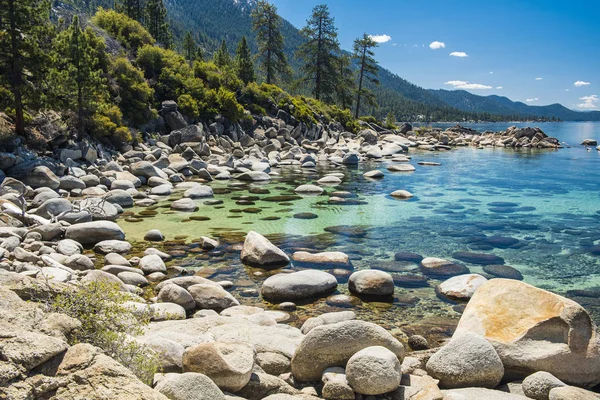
top-left (51, 16), bottom-right (108, 139)
top-left (234, 36), bottom-right (255, 85)
top-left (145, 0), bottom-right (171, 48)
top-left (251, 0), bottom-right (288, 85)
top-left (353, 33), bottom-right (379, 118)
top-left (183, 31), bottom-right (196, 63)
top-left (213, 39), bottom-right (232, 69)
top-left (0, 0), bottom-right (51, 135)
top-left (297, 4), bottom-right (340, 103)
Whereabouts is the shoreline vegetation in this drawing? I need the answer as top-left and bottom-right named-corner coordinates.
top-left (2, 1), bottom-right (600, 400)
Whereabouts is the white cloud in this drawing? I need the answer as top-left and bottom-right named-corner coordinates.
top-left (526, 98), bottom-right (539, 102)
top-left (412, 44), bottom-right (419, 48)
top-left (392, 43), bottom-right (397, 46)
top-left (535, 77), bottom-right (543, 81)
top-left (449, 51), bottom-right (468, 57)
top-left (578, 95), bottom-right (599, 109)
top-left (574, 81), bottom-right (591, 87)
top-left (496, 86), bottom-right (503, 89)
top-left (490, 71), bottom-right (494, 74)
top-left (429, 41), bottom-right (445, 49)
top-left (369, 34), bottom-right (391, 44)
top-left (444, 80), bottom-right (492, 90)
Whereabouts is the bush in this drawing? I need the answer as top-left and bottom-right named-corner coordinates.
top-left (359, 115), bottom-right (379, 124)
top-left (177, 94), bottom-right (199, 119)
top-left (92, 8), bottom-right (155, 51)
top-left (42, 280), bottom-right (160, 384)
top-left (216, 87), bottom-right (244, 122)
top-left (90, 105), bottom-right (133, 143)
top-left (110, 57), bottom-right (155, 126)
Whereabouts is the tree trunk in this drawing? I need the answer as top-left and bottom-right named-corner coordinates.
top-left (8, 0), bottom-right (25, 136)
top-left (355, 46), bottom-right (367, 119)
top-left (77, 84), bottom-right (84, 140)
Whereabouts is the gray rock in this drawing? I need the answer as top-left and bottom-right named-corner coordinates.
top-left (188, 284), bottom-right (240, 310)
top-left (291, 320), bottom-right (405, 381)
top-left (23, 166), bottom-right (59, 189)
top-left (170, 198), bottom-right (198, 212)
top-left (139, 254), bottom-right (167, 274)
top-left (523, 372), bottom-right (566, 400)
top-left (300, 311), bottom-right (356, 334)
top-left (237, 171), bottom-right (271, 181)
top-left (139, 337), bottom-right (184, 373)
top-left (93, 240), bottom-right (132, 255)
top-left (348, 270), bottom-right (394, 296)
top-left (184, 185), bottom-right (214, 198)
top-left (261, 270), bottom-right (337, 302)
top-left (117, 271), bottom-right (149, 287)
top-left (144, 229), bottom-right (164, 242)
top-left (36, 198), bottom-right (73, 219)
top-left (103, 189), bottom-right (134, 208)
top-left (346, 346), bottom-right (402, 395)
top-left (65, 221), bottom-right (125, 245)
top-left (154, 372), bottom-right (225, 400)
top-left (158, 284), bottom-right (196, 311)
top-left (104, 252), bottom-right (130, 266)
top-left (183, 342), bottom-right (255, 392)
top-left (81, 270), bottom-right (128, 291)
top-left (241, 231), bottom-right (289, 268)
top-left (442, 388), bottom-right (527, 399)
top-left (426, 333), bottom-right (504, 389)
top-left (438, 274), bottom-right (488, 300)
top-left (57, 239), bottom-right (83, 256)
top-left (549, 386), bottom-right (600, 400)
top-left (64, 254), bottom-right (94, 271)
top-left (150, 303), bottom-right (187, 321)
top-left (322, 367), bottom-right (354, 400)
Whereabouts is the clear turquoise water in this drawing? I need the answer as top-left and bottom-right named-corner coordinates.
top-left (118, 122), bottom-right (600, 342)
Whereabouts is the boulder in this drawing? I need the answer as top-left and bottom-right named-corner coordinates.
top-left (321, 367), bottom-right (354, 400)
top-left (184, 185), bottom-right (214, 198)
top-left (93, 240), bottom-right (132, 255)
top-left (241, 231), bottom-right (289, 268)
top-left (261, 270), bottom-right (337, 302)
top-left (291, 320), bottom-right (405, 381)
top-left (170, 198), bottom-right (198, 212)
top-left (454, 279), bottom-right (600, 388)
top-left (237, 171), bottom-right (271, 181)
top-left (442, 388), bottom-right (527, 399)
top-left (188, 283), bottom-right (240, 310)
top-left (139, 337), bottom-right (184, 373)
top-left (346, 346), bottom-right (402, 395)
top-left (522, 372), bottom-right (566, 400)
top-left (150, 303), bottom-right (187, 321)
top-left (23, 166), bottom-right (59, 189)
top-left (453, 251), bottom-right (505, 266)
top-left (420, 257), bottom-right (469, 277)
top-left (301, 311), bottom-right (356, 334)
top-left (348, 270), bottom-right (394, 296)
top-left (549, 386), bottom-right (600, 400)
top-left (183, 342), bottom-right (255, 392)
top-left (390, 190), bottom-right (413, 199)
top-left (65, 221), bottom-right (125, 245)
top-left (437, 274), bottom-right (488, 300)
top-left (154, 372), bottom-right (224, 400)
top-left (158, 284), bottom-right (196, 311)
top-left (36, 198), bottom-right (73, 219)
top-left (294, 184), bottom-right (324, 194)
top-left (144, 229), bottom-right (165, 242)
top-left (363, 170), bottom-right (384, 179)
top-left (139, 254), bottom-right (167, 274)
top-left (426, 333), bottom-right (504, 389)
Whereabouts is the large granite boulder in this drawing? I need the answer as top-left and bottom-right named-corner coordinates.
top-left (23, 166), bottom-right (59, 189)
top-left (241, 231), bottom-right (289, 268)
top-left (154, 372), bottom-right (224, 400)
top-left (291, 320), bottom-right (405, 381)
top-left (346, 346), bottom-right (402, 395)
top-left (453, 279), bottom-right (600, 387)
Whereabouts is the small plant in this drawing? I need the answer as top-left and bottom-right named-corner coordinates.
top-left (40, 280), bottom-right (160, 384)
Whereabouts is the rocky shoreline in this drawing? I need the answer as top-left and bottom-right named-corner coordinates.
top-left (3, 102), bottom-right (598, 399)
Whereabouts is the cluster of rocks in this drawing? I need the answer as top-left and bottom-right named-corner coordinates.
top-left (408, 125), bottom-right (562, 149)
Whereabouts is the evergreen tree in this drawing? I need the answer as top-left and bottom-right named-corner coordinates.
top-left (145, 0), bottom-right (171, 48)
top-left (51, 16), bottom-right (108, 139)
top-left (251, 0), bottom-right (289, 84)
top-left (384, 110), bottom-right (396, 128)
top-left (117, 0), bottom-right (144, 22)
top-left (353, 33), bottom-right (379, 118)
top-left (0, 0), bottom-right (51, 135)
top-left (183, 31), bottom-right (196, 62)
top-left (297, 4), bottom-right (340, 103)
top-left (335, 53), bottom-right (356, 110)
top-left (195, 47), bottom-right (204, 62)
top-left (234, 36), bottom-right (255, 84)
top-left (213, 39), bottom-right (232, 69)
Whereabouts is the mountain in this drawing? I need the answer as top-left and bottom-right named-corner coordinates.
top-left (428, 89), bottom-right (600, 121)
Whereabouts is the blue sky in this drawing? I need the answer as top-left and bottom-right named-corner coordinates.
top-left (270, 0), bottom-right (600, 111)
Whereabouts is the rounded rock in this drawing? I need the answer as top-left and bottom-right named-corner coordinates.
top-left (348, 270), bottom-right (394, 296)
top-left (346, 346), bottom-right (402, 395)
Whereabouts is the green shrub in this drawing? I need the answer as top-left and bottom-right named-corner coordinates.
top-left (92, 8), bottom-right (155, 51)
top-left (42, 280), bottom-right (160, 384)
top-left (177, 94), bottom-right (199, 119)
top-left (90, 105), bottom-right (133, 143)
top-left (110, 57), bottom-right (155, 126)
top-left (359, 115), bottom-right (378, 124)
top-left (216, 87), bottom-right (244, 122)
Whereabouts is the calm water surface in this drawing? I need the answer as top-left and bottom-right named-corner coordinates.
top-left (118, 122), bottom-right (600, 344)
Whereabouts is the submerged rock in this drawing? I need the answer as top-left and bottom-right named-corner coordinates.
top-left (453, 251), bottom-right (505, 265)
top-left (482, 264), bottom-right (524, 280)
top-left (291, 251), bottom-right (351, 268)
top-left (420, 257), bottom-right (470, 278)
top-left (437, 274), bottom-right (488, 300)
top-left (348, 270), bottom-right (394, 296)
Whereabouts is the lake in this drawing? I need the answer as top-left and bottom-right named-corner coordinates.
top-left (118, 122), bottom-right (600, 344)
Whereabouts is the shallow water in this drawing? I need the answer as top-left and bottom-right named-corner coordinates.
top-left (117, 122), bottom-right (600, 345)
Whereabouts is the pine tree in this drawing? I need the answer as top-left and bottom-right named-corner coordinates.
top-left (0, 0), bottom-right (51, 136)
top-left (145, 0), bottom-right (171, 48)
top-left (335, 53), bottom-right (356, 110)
top-left (384, 110), bottom-right (396, 128)
top-left (213, 39), bottom-right (232, 69)
top-left (251, 0), bottom-right (289, 84)
top-left (183, 31), bottom-right (196, 63)
top-left (297, 4), bottom-right (340, 103)
top-left (117, 0), bottom-right (144, 22)
top-left (234, 36), bottom-right (255, 85)
top-left (51, 16), bottom-right (108, 139)
top-left (195, 47), bottom-right (204, 62)
top-left (353, 33), bottom-right (379, 118)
